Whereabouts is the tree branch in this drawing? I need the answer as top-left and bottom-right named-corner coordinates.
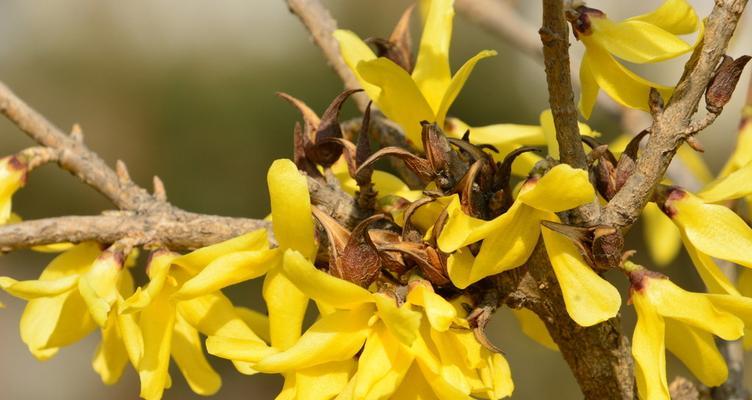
top-left (284, 0), bottom-right (369, 111)
top-left (602, 0), bottom-right (749, 228)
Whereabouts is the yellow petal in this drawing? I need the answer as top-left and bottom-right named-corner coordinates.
top-left (358, 57), bottom-right (435, 146)
top-left (580, 43), bottom-right (674, 113)
top-left (589, 18), bottom-right (692, 63)
top-left (411, 324), bottom-right (474, 399)
top-left (631, 293), bottom-right (669, 400)
top-left (671, 192), bottom-right (752, 268)
top-left (698, 161), bottom-right (752, 203)
top-left (121, 251), bottom-right (177, 313)
top-left (268, 159), bottom-right (316, 259)
top-left (79, 252), bottom-right (123, 327)
top-left (642, 202), bottom-right (681, 267)
top-left (92, 312), bottom-right (129, 385)
top-left (296, 359), bottom-right (356, 400)
top-left (332, 29), bottom-right (380, 100)
top-left (138, 292), bottom-right (176, 400)
top-left (354, 323), bottom-right (414, 400)
top-left (540, 108), bottom-right (559, 158)
top-left (173, 248), bottom-right (278, 300)
top-left (445, 118), bottom-right (545, 146)
top-left (470, 204), bottom-right (542, 280)
top-left (511, 308), bottom-right (558, 351)
top-left (628, 0), bottom-right (698, 35)
top-left (253, 306), bottom-right (371, 373)
top-left (682, 236), bottom-right (740, 295)
top-left (31, 242), bottom-right (75, 253)
top-left (0, 275), bottom-right (78, 300)
top-left (541, 225), bottom-right (621, 327)
top-left (517, 164), bottom-right (595, 212)
top-left (482, 352), bottom-right (515, 399)
top-left (642, 277), bottom-right (743, 340)
top-left (170, 313), bottom-right (221, 396)
top-left (235, 306), bottom-right (271, 344)
top-left (665, 319), bottom-right (727, 387)
top-left (442, 251), bottom-right (475, 294)
top-left (263, 265), bottom-right (309, 350)
top-left (174, 229), bottom-right (267, 274)
top-left (705, 293), bottom-right (752, 331)
top-left (373, 293), bottom-right (422, 346)
top-left (205, 335), bottom-right (276, 364)
top-left (578, 56), bottom-right (600, 119)
top-left (435, 50), bottom-right (497, 126)
top-left (390, 365), bottom-right (444, 400)
top-left (412, 0), bottom-right (454, 113)
top-left (117, 302), bottom-right (143, 367)
top-left (437, 195), bottom-right (497, 253)
top-left (406, 280), bottom-right (456, 331)
top-left (720, 121), bottom-right (752, 176)
top-left (282, 249), bottom-right (373, 309)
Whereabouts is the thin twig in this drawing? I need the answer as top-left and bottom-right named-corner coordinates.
top-left (539, 0), bottom-right (599, 225)
top-left (0, 213), bottom-right (270, 252)
top-left (602, 0), bottom-right (749, 228)
top-left (284, 0), bottom-right (369, 111)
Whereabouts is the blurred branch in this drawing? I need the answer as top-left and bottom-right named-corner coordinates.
top-left (284, 0), bottom-right (369, 111)
top-left (602, 0), bottom-right (749, 228)
top-left (0, 80), bottom-right (359, 250)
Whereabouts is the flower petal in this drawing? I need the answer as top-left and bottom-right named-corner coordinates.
top-left (406, 280), bottom-right (456, 331)
top-left (632, 293), bottom-right (669, 400)
top-left (121, 251), bottom-right (177, 313)
top-left (295, 359), bottom-right (356, 400)
top-left (682, 236), bottom-right (740, 295)
top-left (698, 161), bottom-right (752, 203)
top-left (264, 265), bottom-right (309, 350)
top-left (173, 249), bottom-right (279, 300)
top-left (435, 50), bottom-right (497, 126)
top-left (268, 159), bottom-right (316, 259)
top-left (358, 57), bottom-right (435, 146)
top-left (412, 0), bottom-right (454, 113)
top-left (541, 224), bottom-right (621, 327)
top-left (589, 18), bottom-right (692, 63)
top-left (0, 275), bottom-right (78, 300)
top-left (671, 192), bottom-right (752, 268)
top-left (627, 0), bottom-right (698, 35)
top-left (353, 324), bottom-right (414, 400)
top-left (578, 56), bottom-right (600, 119)
top-left (170, 313), bottom-right (222, 396)
top-left (517, 164), bottom-right (595, 212)
top-left (174, 229), bottom-right (267, 274)
top-left (642, 202), bottom-right (681, 267)
top-left (511, 308), bottom-right (558, 351)
top-left (332, 29), bottom-right (380, 100)
top-left (580, 44), bottom-right (674, 113)
top-left (235, 306), bottom-right (271, 344)
top-left (253, 306), bottom-right (372, 373)
top-left (138, 292), bottom-right (176, 400)
top-left (282, 249), bottom-right (373, 309)
top-left (373, 293), bottom-right (422, 346)
top-left (643, 277), bottom-right (743, 341)
top-left (92, 312), bottom-right (129, 385)
top-left (665, 319), bottom-right (727, 387)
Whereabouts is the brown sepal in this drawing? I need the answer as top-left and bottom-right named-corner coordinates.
top-left (613, 129), bottom-right (649, 196)
top-left (706, 55), bottom-right (751, 113)
top-left (339, 214), bottom-right (390, 287)
top-left (490, 146), bottom-right (540, 216)
top-left (356, 146), bottom-right (434, 182)
top-left (366, 6), bottom-right (414, 72)
top-left (422, 122), bottom-right (466, 191)
top-left (378, 242), bottom-right (451, 287)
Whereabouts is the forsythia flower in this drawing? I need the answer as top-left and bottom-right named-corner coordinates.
top-left (122, 236), bottom-right (271, 399)
top-left (0, 242), bottom-right (129, 359)
top-left (627, 262), bottom-right (752, 400)
top-left (0, 155), bottom-right (27, 224)
top-left (437, 164), bottom-right (621, 327)
top-left (334, 0), bottom-right (496, 146)
top-left (655, 170), bottom-right (752, 296)
top-left (572, 0), bottom-right (700, 118)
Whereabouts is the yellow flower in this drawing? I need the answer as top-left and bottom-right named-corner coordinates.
top-left (334, 0), bottom-right (496, 146)
top-left (121, 243), bottom-right (270, 400)
top-left (437, 164), bottom-right (620, 326)
top-left (656, 175), bottom-right (752, 295)
top-left (572, 0), bottom-right (700, 118)
top-left (0, 155), bottom-right (27, 224)
top-left (627, 262), bottom-right (747, 399)
top-left (511, 308), bottom-right (558, 351)
top-left (0, 242), bottom-right (127, 359)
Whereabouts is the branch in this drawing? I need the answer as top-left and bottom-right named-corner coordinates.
top-left (0, 213), bottom-right (269, 252)
top-left (539, 0), bottom-right (599, 225)
top-left (602, 0), bottom-right (748, 228)
top-left (284, 0), bottom-right (369, 111)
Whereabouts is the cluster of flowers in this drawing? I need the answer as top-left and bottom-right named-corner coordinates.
top-left (1, 0), bottom-right (751, 399)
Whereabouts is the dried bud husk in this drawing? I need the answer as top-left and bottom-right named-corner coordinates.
top-left (541, 220), bottom-right (623, 271)
top-left (422, 122), bottom-right (466, 191)
top-left (490, 146), bottom-right (540, 216)
top-left (366, 5), bottom-right (414, 72)
top-left (706, 55), bottom-right (751, 113)
top-left (567, 6), bottom-right (605, 38)
top-left (611, 130), bottom-right (649, 199)
top-left (339, 214), bottom-right (390, 287)
top-left (356, 146), bottom-right (434, 182)
top-left (378, 241), bottom-right (451, 286)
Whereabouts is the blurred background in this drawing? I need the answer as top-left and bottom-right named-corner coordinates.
top-left (0, 0), bottom-right (750, 398)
